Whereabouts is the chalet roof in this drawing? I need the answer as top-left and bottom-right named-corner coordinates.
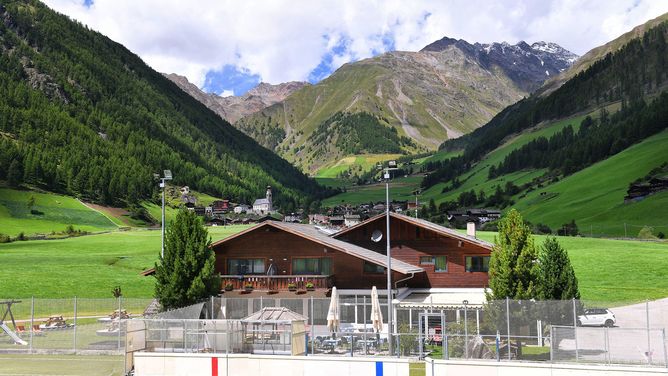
top-left (211, 221), bottom-right (424, 275)
top-left (334, 212), bottom-right (494, 250)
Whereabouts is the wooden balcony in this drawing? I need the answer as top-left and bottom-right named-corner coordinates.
top-left (220, 275), bottom-right (333, 291)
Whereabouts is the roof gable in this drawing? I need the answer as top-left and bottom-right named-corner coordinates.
top-left (211, 221), bottom-right (423, 274)
top-left (333, 212), bottom-right (494, 250)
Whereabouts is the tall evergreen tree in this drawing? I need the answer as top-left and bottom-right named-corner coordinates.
top-left (537, 237), bottom-right (580, 300)
top-left (154, 209), bottom-right (220, 310)
top-left (7, 159), bottom-right (22, 188)
top-left (487, 209), bottom-right (539, 301)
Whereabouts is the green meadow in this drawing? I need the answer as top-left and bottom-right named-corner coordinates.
top-left (0, 223), bottom-right (665, 304)
top-left (475, 231), bottom-right (668, 305)
top-left (0, 188), bottom-right (118, 237)
top-left (0, 225), bottom-right (249, 298)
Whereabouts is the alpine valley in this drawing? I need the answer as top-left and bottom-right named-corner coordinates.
top-left (169, 39), bottom-right (578, 174)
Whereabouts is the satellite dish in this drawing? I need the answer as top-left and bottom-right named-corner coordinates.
top-left (371, 230), bottom-right (383, 243)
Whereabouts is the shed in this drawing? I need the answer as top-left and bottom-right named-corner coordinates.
top-left (241, 307), bottom-right (307, 356)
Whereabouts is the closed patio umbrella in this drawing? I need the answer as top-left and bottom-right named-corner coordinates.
top-left (370, 286), bottom-right (384, 333)
top-left (327, 286), bottom-right (340, 337)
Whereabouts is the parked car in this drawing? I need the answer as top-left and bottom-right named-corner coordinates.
top-left (577, 308), bottom-right (616, 327)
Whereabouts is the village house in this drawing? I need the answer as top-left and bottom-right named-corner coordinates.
top-left (343, 214), bottom-right (361, 227)
top-left (211, 212), bottom-right (493, 307)
top-left (234, 204), bottom-right (251, 214)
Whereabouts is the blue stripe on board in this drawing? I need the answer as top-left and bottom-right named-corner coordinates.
top-left (376, 361), bottom-right (383, 376)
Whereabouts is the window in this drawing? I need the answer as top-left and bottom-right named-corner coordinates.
top-left (227, 259), bottom-right (265, 275)
top-left (434, 256), bottom-right (447, 272)
top-left (363, 261), bottom-right (385, 274)
top-left (419, 256), bottom-right (434, 265)
top-left (292, 257), bottom-right (332, 275)
top-left (420, 256), bottom-right (446, 272)
top-left (465, 256), bottom-right (490, 272)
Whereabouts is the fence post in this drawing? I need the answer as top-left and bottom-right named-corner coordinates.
top-left (211, 296), bottom-right (214, 319)
top-left (549, 326), bottom-right (553, 363)
top-left (662, 328), bottom-right (667, 368)
top-left (73, 296), bottom-right (77, 354)
top-left (605, 326), bottom-right (610, 365)
top-left (117, 296), bottom-right (122, 353)
top-left (310, 296), bottom-right (314, 355)
top-left (441, 311), bottom-right (446, 360)
top-left (572, 298), bottom-right (578, 362)
top-left (364, 295), bottom-right (368, 355)
top-left (506, 297), bottom-right (511, 361)
top-left (29, 296), bottom-right (34, 353)
top-left (464, 305), bottom-right (468, 359)
top-left (444, 334), bottom-right (448, 360)
top-left (647, 300), bottom-right (652, 364)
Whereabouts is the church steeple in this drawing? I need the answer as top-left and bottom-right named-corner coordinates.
top-left (266, 186), bottom-right (272, 211)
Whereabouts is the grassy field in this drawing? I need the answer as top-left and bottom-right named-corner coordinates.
top-left (474, 231), bottom-right (668, 305)
top-left (0, 354), bottom-right (125, 376)
top-left (0, 188), bottom-right (118, 237)
top-left (315, 153), bottom-right (403, 178)
top-left (0, 225), bottom-right (250, 298)
top-left (321, 175), bottom-right (423, 207)
top-left (1, 224), bottom-right (665, 304)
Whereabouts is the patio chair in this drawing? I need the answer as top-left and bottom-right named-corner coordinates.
top-left (32, 325), bottom-right (44, 335)
top-left (16, 325), bottom-right (26, 334)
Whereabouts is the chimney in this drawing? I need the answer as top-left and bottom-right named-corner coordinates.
top-left (466, 222), bottom-right (476, 238)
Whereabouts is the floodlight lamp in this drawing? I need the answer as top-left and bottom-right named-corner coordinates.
top-left (163, 170), bottom-right (173, 180)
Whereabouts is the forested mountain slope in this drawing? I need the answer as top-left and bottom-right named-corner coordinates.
top-left (0, 0), bottom-right (325, 209)
top-left (425, 17), bottom-right (668, 190)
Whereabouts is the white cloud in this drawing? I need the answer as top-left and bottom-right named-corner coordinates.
top-left (43, 0), bottom-right (668, 90)
top-left (218, 89), bottom-right (234, 97)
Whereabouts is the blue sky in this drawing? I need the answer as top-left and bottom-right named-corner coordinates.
top-left (48, 0), bottom-right (668, 97)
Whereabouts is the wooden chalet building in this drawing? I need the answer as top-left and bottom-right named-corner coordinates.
top-left (211, 213), bottom-right (493, 294)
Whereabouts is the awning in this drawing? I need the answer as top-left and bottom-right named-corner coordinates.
top-left (397, 290), bottom-right (486, 309)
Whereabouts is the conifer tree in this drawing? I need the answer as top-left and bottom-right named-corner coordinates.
top-left (537, 237), bottom-right (580, 300)
top-left (487, 209), bottom-right (539, 301)
top-left (7, 159), bottom-right (22, 188)
top-left (154, 209), bottom-right (220, 310)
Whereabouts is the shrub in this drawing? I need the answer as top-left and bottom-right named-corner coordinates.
top-left (637, 226), bottom-right (656, 239)
top-left (15, 232), bottom-right (26, 241)
top-left (0, 233), bottom-right (11, 243)
top-left (658, 232), bottom-right (665, 239)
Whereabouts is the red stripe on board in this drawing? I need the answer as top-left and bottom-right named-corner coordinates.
top-left (212, 356), bottom-right (218, 376)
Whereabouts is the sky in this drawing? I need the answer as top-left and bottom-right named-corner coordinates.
top-left (44, 0), bottom-right (668, 97)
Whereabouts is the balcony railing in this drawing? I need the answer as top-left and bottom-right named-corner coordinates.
top-left (220, 275), bottom-right (333, 291)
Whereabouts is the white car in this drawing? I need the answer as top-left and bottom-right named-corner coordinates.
top-left (577, 308), bottom-right (616, 327)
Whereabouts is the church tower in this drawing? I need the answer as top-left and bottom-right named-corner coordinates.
top-left (266, 186), bottom-right (272, 211)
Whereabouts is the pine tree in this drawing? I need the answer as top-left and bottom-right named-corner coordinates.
top-left (7, 159), bottom-right (23, 188)
top-left (154, 209), bottom-right (220, 310)
top-left (537, 237), bottom-right (580, 300)
top-left (487, 209), bottom-right (539, 301)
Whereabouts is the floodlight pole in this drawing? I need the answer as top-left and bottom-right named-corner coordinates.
top-left (160, 170), bottom-right (172, 259)
top-left (161, 178), bottom-right (166, 259)
top-left (380, 163), bottom-right (398, 356)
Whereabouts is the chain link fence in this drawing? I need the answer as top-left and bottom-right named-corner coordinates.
top-left (0, 297), bottom-right (153, 354)
top-left (2, 296), bottom-right (668, 369)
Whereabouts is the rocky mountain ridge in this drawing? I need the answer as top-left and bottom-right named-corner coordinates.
top-left (164, 73), bottom-right (308, 123)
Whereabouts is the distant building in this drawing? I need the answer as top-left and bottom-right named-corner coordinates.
top-left (284, 214), bottom-right (301, 223)
top-left (344, 214), bottom-right (361, 227)
top-left (253, 186), bottom-right (273, 213)
top-left (329, 216), bottom-right (344, 227)
top-left (234, 204), bottom-right (250, 214)
top-left (447, 209), bottom-right (501, 224)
